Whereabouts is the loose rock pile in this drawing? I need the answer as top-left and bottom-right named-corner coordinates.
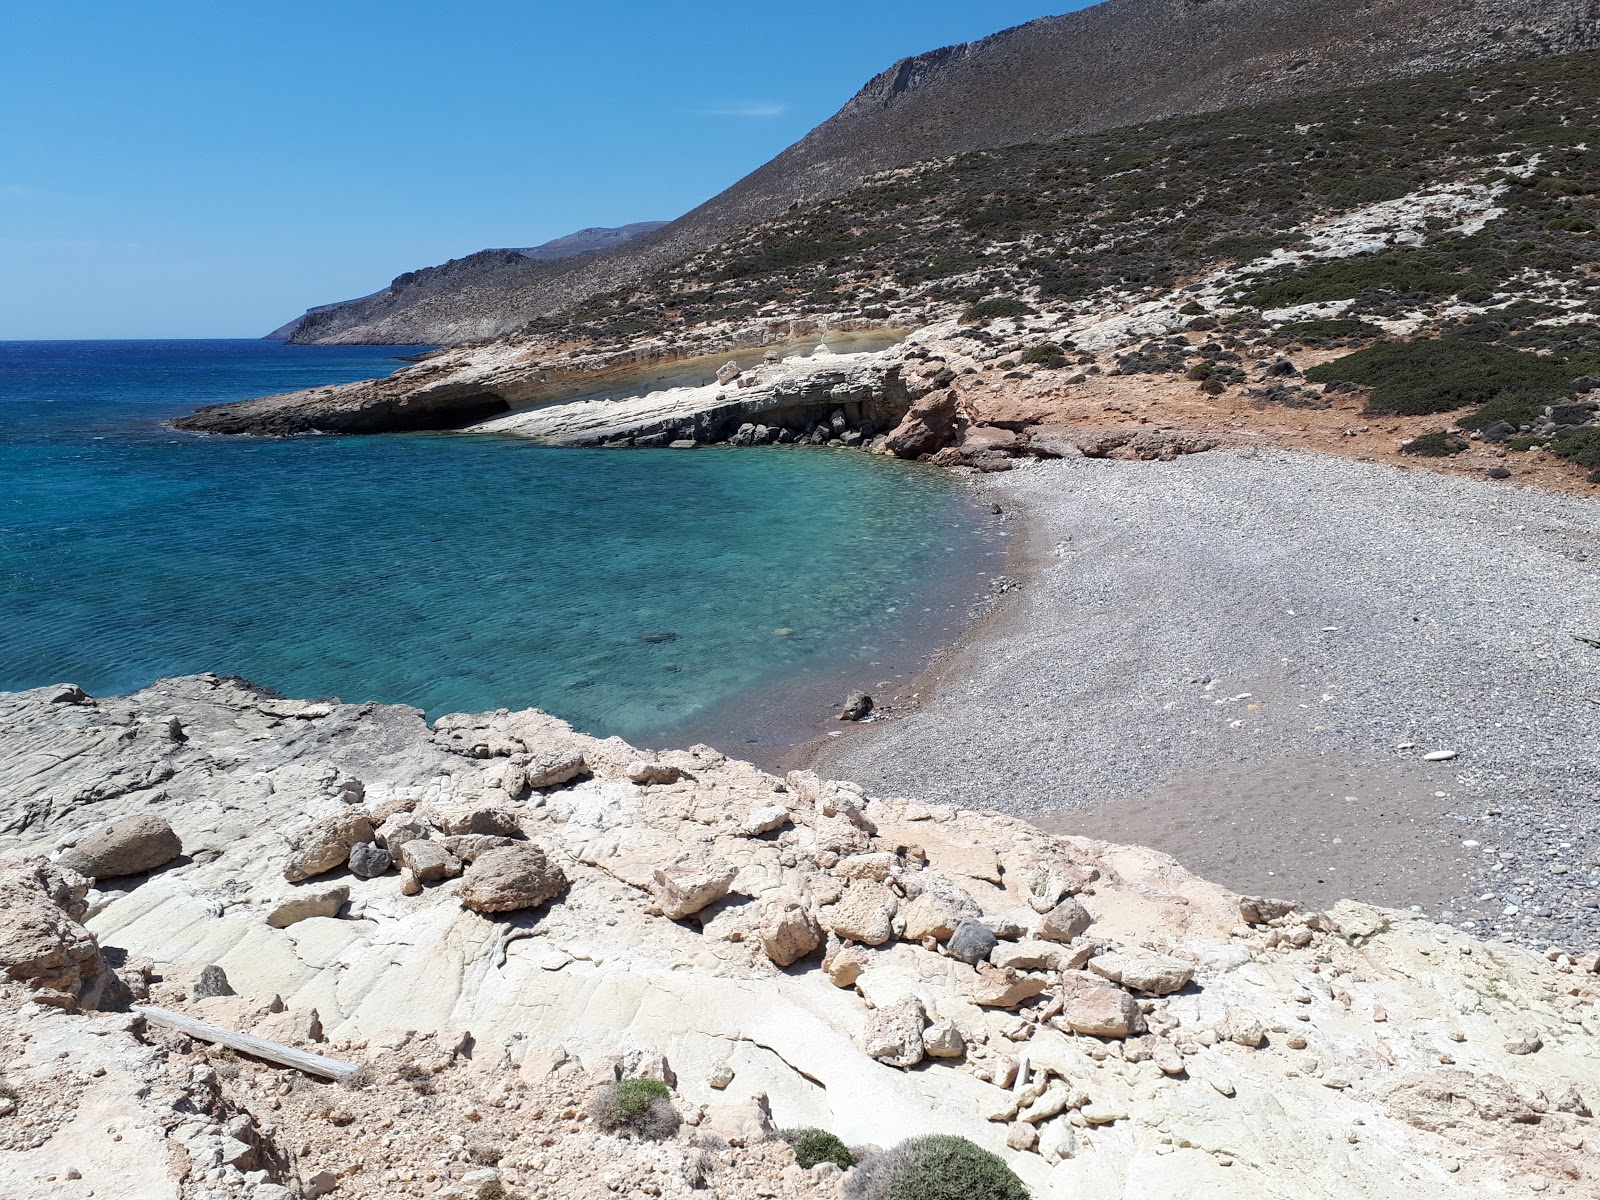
top-left (2, 675), bottom-right (1599, 1198)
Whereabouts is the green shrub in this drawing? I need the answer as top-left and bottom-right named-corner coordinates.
top-left (1020, 342), bottom-right (1068, 367)
top-left (845, 1135), bottom-right (1029, 1200)
top-left (782, 1127), bottom-right (855, 1170)
top-left (962, 298), bottom-right (1036, 323)
top-left (1305, 338), bottom-right (1572, 417)
top-left (1552, 427), bottom-right (1600, 481)
top-left (1400, 430), bottom-right (1468, 457)
top-left (1245, 248), bottom-right (1491, 310)
top-left (589, 1077), bottom-right (679, 1140)
top-left (1506, 434), bottom-right (1548, 451)
top-left (1273, 318), bottom-right (1385, 343)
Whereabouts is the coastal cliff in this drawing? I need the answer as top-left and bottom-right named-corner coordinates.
top-left (4, 674), bottom-right (1599, 1199)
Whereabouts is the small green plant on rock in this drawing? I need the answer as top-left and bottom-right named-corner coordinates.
top-left (781, 1127), bottom-right (855, 1170)
top-left (589, 1077), bottom-right (680, 1141)
top-left (845, 1135), bottom-right (1029, 1200)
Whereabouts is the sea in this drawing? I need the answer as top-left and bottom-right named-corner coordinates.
top-left (0, 340), bottom-right (999, 750)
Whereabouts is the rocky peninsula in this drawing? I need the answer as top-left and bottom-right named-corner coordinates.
top-left (4, 675), bottom-right (1600, 1200)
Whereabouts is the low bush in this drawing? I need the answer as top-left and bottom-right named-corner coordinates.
top-left (1272, 318), bottom-right (1385, 343)
top-left (1400, 430), bottom-right (1468, 457)
top-left (589, 1078), bottom-right (680, 1140)
top-left (1552, 427), bottom-right (1600, 481)
top-left (963, 297), bottom-right (1036, 323)
top-left (781, 1127), bottom-right (855, 1170)
top-left (1305, 338), bottom-right (1572, 417)
top-left (845, 1135), bottom-right (1029, 1200)
top-left (1021, 342), bottom-right (1069, 368)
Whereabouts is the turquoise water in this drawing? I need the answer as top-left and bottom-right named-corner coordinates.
top-left (0, 341), bottom-right (990, 743)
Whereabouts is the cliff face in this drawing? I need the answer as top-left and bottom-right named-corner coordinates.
top-left (280, 0), bottom-right (1600, 345)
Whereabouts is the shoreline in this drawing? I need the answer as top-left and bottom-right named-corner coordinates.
top-left (802, 446), bottom-right (1600, 950)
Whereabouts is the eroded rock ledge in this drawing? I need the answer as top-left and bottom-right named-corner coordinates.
top-left (2, 675), bottom-right (1598, 1199)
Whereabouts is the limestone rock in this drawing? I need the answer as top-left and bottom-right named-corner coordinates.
top-left (1006, 1121), bottom-right (1039, 1151)
top-left (1037, 896), bottom-right (1092, 942)
top-left (59, 815), bottom-right (182, 880)
top-left (861, 996), bottom-right (926, 1067)
top-left (1240, 896), bottom-right (1301, 925)
top-left (823, 941), bottom-right (869, 988)
top-left (716, 361), bottom-right (742, 386)
top-left (283, 811), bottom-right (374, 882)
top-left (375, 812), bottom-right (429, 851)
top-left (266, 884), bottom-right (349, 928)
top-left (459, 844), bottom-right (567, 914)
top-left (971, 963), bottom-right (1047, 1008)
top-left (651, 863), bottom-right (737, 920)
top-left (1025, 858), bottom-right (1099, 913)
top-left (626, 760), bottom-right (682, 786)
top-left (821, 880), bottom-right (898, 946)
top-left (424, 805), bottom-right (521, 838)
top-left (252, 1006), bottom-right (324, 1045)
top-left (1227, 1008), bottom-right (1267, 1048)
top-left (1056, 969), bottom-right (1146, 1038)
top-left (524, 745), bottom-right (588, 789)
top-left (346, 841), bottom-right (393, 879)
top-left (395, 838), bottom-right (462, 885)
top-left (1088, 948), bottom-right (1194, 995)
top-left (923, 1019), bottom-right (966, 1058)
top-left (441, 834), bottom-right (516, 864)
top-left (992, 940), bottom-right (1068, 972)
top-left (0, 858), bottom-right (102, 999)
top-left (758, 899), bottom-right (822, 968)
top-left (739, 805), bottom-right (790, 837)
top-left (836, 851), bottom-right (897, 881)
top-left (703, 1093), bottom-right (773, 1146)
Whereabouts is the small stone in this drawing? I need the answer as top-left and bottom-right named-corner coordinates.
top-left (192, 965), bottom-right (234, 1000)
top-left (707, 1061), bottom-right (734, 1090)
top-left (1006, 1121), bottom-right (1038, 1151)
top-left (1037, 897), bottom-right (1092, 942)
top-left (922, 1020), bottom-right (966, 1059)
top-left (1423, 750), bottom-right (1458, 762)
top-left (346, 842), bottom-right (392, 879)
top-left (1504, 1029), bottom-right (1542, 1055)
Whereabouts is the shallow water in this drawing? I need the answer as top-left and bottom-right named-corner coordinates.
top-left (0, 340), bottom-right (991, 743)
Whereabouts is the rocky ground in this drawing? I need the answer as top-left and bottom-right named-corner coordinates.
top-left (3, 676), bottom-right (1600, 1199)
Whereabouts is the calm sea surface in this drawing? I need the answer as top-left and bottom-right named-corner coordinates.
top-left (0, 341), bottom-right (994, 744)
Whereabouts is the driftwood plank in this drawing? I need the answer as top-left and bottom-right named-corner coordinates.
top-left (135, 1004), bottom-right (359, 1081)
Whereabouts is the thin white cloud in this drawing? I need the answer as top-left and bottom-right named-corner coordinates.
top-left (697, 101), bottom-right (786, 119)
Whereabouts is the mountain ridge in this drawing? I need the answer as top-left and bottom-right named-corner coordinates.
top-left (280, 0), bottom-right (1600, 345)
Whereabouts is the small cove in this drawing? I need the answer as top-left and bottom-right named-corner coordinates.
top-left (0, 340), bottom-right (996, 747)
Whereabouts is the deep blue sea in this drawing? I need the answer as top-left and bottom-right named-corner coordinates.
top-left (0, 341), bottom-right (995, 746)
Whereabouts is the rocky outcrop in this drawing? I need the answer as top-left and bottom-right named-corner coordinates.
top-left (2, 675), bottom-right (1599, 1198)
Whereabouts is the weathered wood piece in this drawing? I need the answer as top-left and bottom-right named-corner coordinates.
top-left (134, 1004), bottom-right (359, 1081)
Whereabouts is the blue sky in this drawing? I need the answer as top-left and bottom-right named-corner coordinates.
top-left (0, 1), bottom-right (1090, 339)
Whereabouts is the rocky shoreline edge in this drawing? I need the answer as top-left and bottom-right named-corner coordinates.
top-left (3, 674), bottom-right (1600, 1199)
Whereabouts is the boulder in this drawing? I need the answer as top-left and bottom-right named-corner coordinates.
top-left (860, 996), bottom-right (926, 1067)
top-left (1037, 897), bottom-right (1093, 942)
top-left (395, 838), bottom-right (463, 885)
top-left (739, 805), bottom-right (790, 837)
top-left (1088, 948), bottom-right (1194, 995)
top-left (650, 863), bottom-right (738, 920)
top-left (266, 884), bottom-right (349, 928)
top-left (59, 815), bottom-right (182, 880)
top-left (1056, 969), bottom-right (1146, 1038)
top-left (758, 899), bottom-right (822, 967)
top-left (524, 744), bottom-right (588, 790)
top-left (839, 692), bottom-right (874, 722)
top-left (835, 852), bottom-right (897, 881)
top-left (992, 940), bottom-right (1068, 972)
top-left (283, 811), bottom-right (374, 882)
top-left (821, 880), bottom-right (899, 946)
top-left (716, 361), bottom-right (742, 386)
top-left (823, 941), bottom-right (870, 988)
top-left (885, 389), bottom-right (959, 459)
top-left (192, 964), bottom-right (234, 999)
top-left (441, 834), bottom-right (516, 863)
top-left (459, 844), bottom-right (568, 914)
top-left (375, 812), bottom-right (430, 851)
top-left (946, 920), bottom-right (999, 965)
top-left (703, 1093), bottom-right (774, 1147)
top-left (1025, 858), bottom-right (1099, 913)
top-left (626, 760), bottom-right (682, 786)
top-left (346, 842), bottom-right (392, 879)
top-left (1239, 896), bottom-right (1301, 925)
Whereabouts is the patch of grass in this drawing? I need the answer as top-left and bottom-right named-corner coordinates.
top-left (782, 1128), bottom-right (855, 1170)
top-left (963, 297), bottom-right (1036, 323)
top-left (1305, 338), bottom-right (1572, 418)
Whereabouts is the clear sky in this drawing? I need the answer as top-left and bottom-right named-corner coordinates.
top-left (0, 1), bottom-right (1093, 339)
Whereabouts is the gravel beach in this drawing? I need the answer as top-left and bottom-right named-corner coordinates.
top-left (813, 449), bottom-right (1600, 949)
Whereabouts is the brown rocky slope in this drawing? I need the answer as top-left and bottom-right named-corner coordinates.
top-left (279, 0), bottom-right (1600, 346)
